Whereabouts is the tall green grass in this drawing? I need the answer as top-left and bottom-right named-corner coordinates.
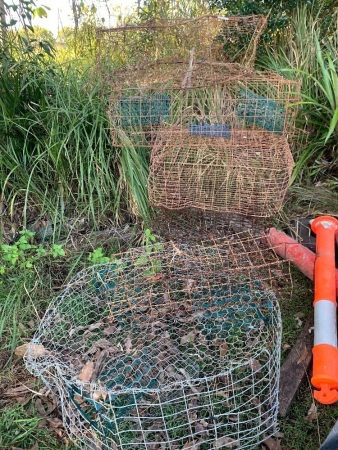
top-left (0, 61), bottom-right (151, 232)
top-left (257, 6), bottom-right (338, 183)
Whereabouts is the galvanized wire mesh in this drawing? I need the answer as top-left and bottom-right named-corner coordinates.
top-left (97, 14), bottom-right (268, 69)
top-left (25, 233), bottom-right (284, 450)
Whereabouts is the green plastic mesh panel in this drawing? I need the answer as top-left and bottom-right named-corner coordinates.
top-left (236, 89), bottom-right (285, 133)
top-left (119, 95), bottom-right (171, 127)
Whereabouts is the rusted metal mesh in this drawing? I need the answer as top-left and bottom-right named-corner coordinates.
top-left (108, 61), bottom-right (298, 216)
top-left (148, 129), bottom-right (294, 216)
top-left (109, 62), bottom-right (300, 136)
top-left (25, 232), bottom-right (286, 450)
top-left (151, 209), bottom-right (270, 243)
top-left (97, 14), bottom-right (268, 71)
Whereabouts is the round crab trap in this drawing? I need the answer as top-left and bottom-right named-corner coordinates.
top-left (25, 234), bottom-right (284, 450)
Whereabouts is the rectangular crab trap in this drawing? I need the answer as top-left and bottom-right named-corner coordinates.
top-left (97, 14), bottom-right (268, 71)
top-left (101, 13), bottom-right (301, 218)
top-left (109, 62), bottom-right (300, 138)
top-left (25, 233), bottom-right (286, 450)
top-left (148, 128), bottom-right (294, 216)
top-left (108, 60), bottom-right (299, 217)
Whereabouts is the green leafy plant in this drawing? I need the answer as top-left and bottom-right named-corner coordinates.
top-left (309, 34), bottom-right (338, 144)
top-left (0, 229), bottom-right (66, 276)
top-left (0, 1), bottom-right (153, 228)
top-left (0, 64), bottom-right (152, 228)
top-left (135, 228), bottom-right (164, 276)
top-left (50, 244), bottom-right (66, 258)
top-left (88, 247), bottom-right (110, 264)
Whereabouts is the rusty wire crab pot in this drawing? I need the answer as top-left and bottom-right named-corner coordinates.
top-left (25, 234), bottom-right (284, 450)
top-left (108, 61), bottom-right (299, 217)
top-left (103, 15), bottom-right (300, 218)
top-left (148, 128), bottom-right (294, 216)
top-left (97, 14), bottom-right (269, 71)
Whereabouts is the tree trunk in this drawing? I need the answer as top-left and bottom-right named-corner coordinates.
top-left (0, 0), bottom-right (6, 45)
top-left (71, 0), bottom-right (79, 54)
top-left (71, 0), bottom-right (79, 32)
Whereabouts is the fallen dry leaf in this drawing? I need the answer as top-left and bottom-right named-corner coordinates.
top-left (124, 336), bottom-right (132, 354)
top-left (103, 326), bottom-right (117, 335)
top-left (47, 417), bottom-right (64, 428)
top-left (183, 279), bottom-right (196, 296)
top-left (180, 330), bottom-right (196, 345)
top-left (294, 314), bottom-right (303, 328)
top-left (145, 444), bottom-right (160, 450)
top-left (16, 396), bottom-right (32, 406)
top-left (145, 274), bottom-right (164, 281)
top-left (91, 390), bottom-right (108, 402)
top-left (34, 397), bottom-right (57, 416)
top-left (219, 342), bottom-right (228, 358)
top-left (273, 432), bottom-right (284, 439)
top-left (15, 343), bottom-right (48, 358)
top-left (73, 394), bottom-right (86, 405)
top-left (228, 415), bottom-right (238, 423)
top-left (46, 417), bottom-right (65, 439)
top-left (296, 346), bottom-right (309, 365)
top-left (91, 350), bottom-right (108, 383)
top-left (78, 361), bottom-right (94, 383)
top-left (188, 410), bottom-right (197, 423)
top-left (294, 312), bottom-right (305, 319)
top-left (195, 421), bottom-right (208, 437)
top-left (87, 321), bottom-right (104, 331)
top-left (27, 320), bottom-right (36, 329)
top-left (38, 418), bottom-right (48, 429)
top-left (214, 436), bottom-right (239, 448)
top-left (250, 359), bottom-right (262, 372)
top-left (262, 437), bottom-right (282, 450)
top-left (182, 440), bottom-right (200, 449)
top-left (86, 339), bottom-right (119, 355)
top-left (3, 383), bottom-right (35, 397)
top-left (166, 365), bottom-right (184, 380)
top-left (305, 401), bottom-right (318, 422)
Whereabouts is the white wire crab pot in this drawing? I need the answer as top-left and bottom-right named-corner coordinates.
top-left (25, 235), bottom-right (282, 449)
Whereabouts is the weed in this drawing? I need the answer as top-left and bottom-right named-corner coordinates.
top-left (0, 64), bottom-right (152, 229)
top-left (0, 403), bottom-right (72, 450)
top-left (280, 381), bottom-right (338, 450)
top-left (135, 228), bottom-right (164, 276)
top-left (257, 6), bottom-right (338, 183)
top-left (0, 404), bottom-right (41, 449)
top-left (50, 244), bottom-right (66, 258)
top-left (0, 230), bottom-right (66, 276)
top-left (88, 247), bottom-right (110, 264)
